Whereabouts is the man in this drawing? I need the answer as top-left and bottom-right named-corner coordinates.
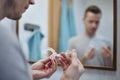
top-left (68, 5), bottom-right (113, 66)
top-left (0, 0), bottom-right (84, 80)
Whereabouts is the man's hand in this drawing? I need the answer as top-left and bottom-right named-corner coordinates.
top-left (102, 46), bottom-right (112, 59)
top-left (80, 48), bottom-right (95, 64)
top-left (31, 57), bottom-right (57, 79)
top-left (101, 46), bottom-right (113, 66)
top-left (84, 48), bottom-right (95, 60)
top-left (60, 49), bottom-right (85, 80)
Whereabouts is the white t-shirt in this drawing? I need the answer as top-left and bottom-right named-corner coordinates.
top-left (68, 33), bottom-right (113, 66)
top-left (0, 23), bottom-right (32, 80)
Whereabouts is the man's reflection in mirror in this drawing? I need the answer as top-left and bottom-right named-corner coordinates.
top-left (68, 5), bottom-right (113, 66)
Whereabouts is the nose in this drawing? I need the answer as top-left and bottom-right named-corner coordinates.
top-left (92, 23), bottom-right (97, 29)
top-left (29, 0), bottom-right (35, 5)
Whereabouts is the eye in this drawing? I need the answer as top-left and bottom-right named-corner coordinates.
top-left (89, 20), bottom-right (94, 23)
top-left (95, 21), bottom-right (99, 25)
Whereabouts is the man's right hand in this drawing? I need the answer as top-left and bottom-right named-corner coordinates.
top-left (84, 48), bottom-right (95, 60)
top-left (60, 49), bottom-right (85, 80)
top-left (80, 48), bottom-right (95, 64)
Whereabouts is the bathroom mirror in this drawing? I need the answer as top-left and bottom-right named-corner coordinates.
top-left (16, 0), bottom-right (117, 70)
top-left (48, 0), bottom-right (117, 70)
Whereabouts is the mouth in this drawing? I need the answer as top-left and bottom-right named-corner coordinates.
top-left (25, 5), bottom-right (29, 10)
top-left (23, 5), bottom-right (29, 12)
top-left (25, 4), bottom-right (30, 10)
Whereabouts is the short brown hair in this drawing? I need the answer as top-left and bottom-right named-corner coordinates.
top-left (84, 5), bottom-right (102, 17)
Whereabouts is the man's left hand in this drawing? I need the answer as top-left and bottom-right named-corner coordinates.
top-left (102, 46), bottom-right (112, 59)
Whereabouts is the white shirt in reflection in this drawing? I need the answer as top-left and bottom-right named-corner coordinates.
top-left (68, 33), bottom-right (113, 66)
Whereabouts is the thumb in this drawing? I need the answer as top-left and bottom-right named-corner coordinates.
top-left (40, 57), bottom-right (51, 64)
top-left (71, 49), bottom-right (78, 60)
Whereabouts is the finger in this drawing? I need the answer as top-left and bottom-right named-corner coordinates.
top-left (59, 58), bottom-right (68, 71)
top-left (61, 53), bottom-right (67, 59)
top-left (40, 57), bottom-right (51, 64)
top-left (89, 48), bottom-right (94, 54)
top-left (103, 46), bottom-right (109, 50)
top-left (102, 47), bottom-right (110, 55)
top-left (76, 59), bottom-right (84, 72)
top-left (62, 53), bottom-right (71, 65)
top-left (91, 49), bottom-right (95, 55)
top-left (60, 53), bottom-right (71, 65)
top-left (45, 62), bottom-right (55, 75)
top-left (105, 47), bottom-right (111, 54)
top-left (77, 59), bottom-right (83, 65)
top-left (65, 57), bottom-right (71, 65)
top-left (60, 54), bottom-right (68, 64)
top-left (46, 61), bottom-right (52, 68)
top-left (60, 55), bottom-right (70, 69)
top-left (53, 57), bottom-right (58, 69)
top-left (91, 48), bottom-right (95, 52)
top-left (91, 48), bottom-right (95, 50)
top-left (89, 53), bottom-right (95, 59)
top-left (50, 58), bottom-right (57, 71)
top-left (53, 56), bottom-right (57, 65)
top-left (61, 53), bottom-right (71, 62)
top-left (101, 49), bottom-right (106, 56)
top-left (102, 47), bottom-right (112, 58)
top-left (71, 49), bottom-right (78, 60)
top-left (49, 64), bottom-right (57, 75)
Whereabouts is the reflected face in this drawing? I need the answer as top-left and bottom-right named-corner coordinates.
top-left (83, 12), bottom-right (101, 36)
top-left (6, 0), bottom-right (35, 20)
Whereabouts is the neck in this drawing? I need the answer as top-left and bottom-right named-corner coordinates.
top-left (0, 13), bottom-right (5, 20)
top-left (0, 0), bottom-right (6, 20)
top-left (85, 30), bottom-right (95, 38)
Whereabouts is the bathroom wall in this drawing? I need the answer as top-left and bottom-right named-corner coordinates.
top-left (0, 0), bottom-right (120, 80)
top-left (18, 0), bottom-right (49, 59)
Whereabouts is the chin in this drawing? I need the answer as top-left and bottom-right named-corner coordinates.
top-left (7, 15), bottom-right (22, 20)
top-left (10, 16), bottom-right (21, 20)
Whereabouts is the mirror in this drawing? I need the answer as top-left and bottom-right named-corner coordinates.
top-left (16, 0), bottom-right (117, 70)
top-left (50, 0), bottom-right (117, 70)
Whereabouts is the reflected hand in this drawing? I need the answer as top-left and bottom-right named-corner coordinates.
top-left (84, 48), bottom-right (95, 60)
top-left (60, 49), bottom-right (85, 80)
top-left (80, 48), bottom-right (95, 64)
top-left (102, 46), bottom-right (112, 59)
top-left (31, 57), bottom-right (57, 79)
